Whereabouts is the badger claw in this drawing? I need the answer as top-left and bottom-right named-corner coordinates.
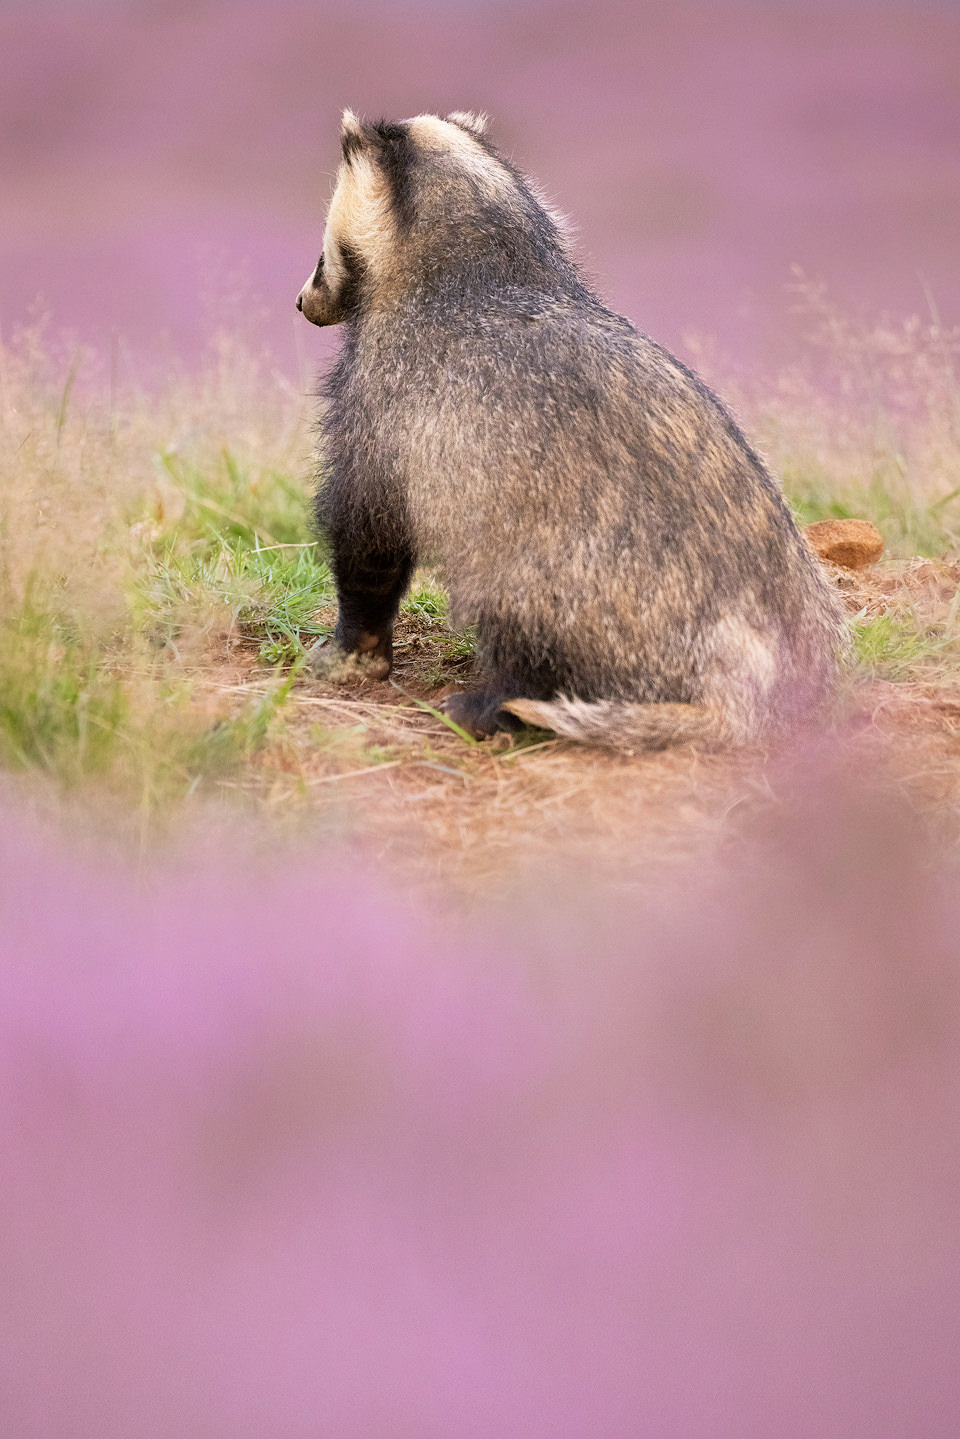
top-left (440, 689), bottom-right (524, 738)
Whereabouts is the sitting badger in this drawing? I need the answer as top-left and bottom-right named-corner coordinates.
top-left (297, 110), bottom-right (845, 748)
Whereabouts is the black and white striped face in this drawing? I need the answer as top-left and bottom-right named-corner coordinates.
top-left (295, 109), bottom-right (514, 326)
top-left (295, 109), bottom-right (572, 326)
top-left (296, 109), bottom-right (388, 326)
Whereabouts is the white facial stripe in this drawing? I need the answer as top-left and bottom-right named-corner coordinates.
top-left (318, 112), bottom-right (515, 293)
top-left (322, 232), bottom-right (345, 290)
top-left (406, 115), bottom-right (513, 197)
top-left (321, 150), bottom-right (393, 287)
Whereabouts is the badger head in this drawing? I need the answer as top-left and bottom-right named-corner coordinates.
top-left (296, 109), bottom-right (572, 326)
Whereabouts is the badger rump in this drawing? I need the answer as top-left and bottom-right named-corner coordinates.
top-left (297, 110), bottom-right (846, 751)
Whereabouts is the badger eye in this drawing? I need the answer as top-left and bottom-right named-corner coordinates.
top-left (311, 254), bottom-right (325, 285)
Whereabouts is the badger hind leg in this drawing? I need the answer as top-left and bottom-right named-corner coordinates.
top-left (499, 697), bottom-right (739, 752)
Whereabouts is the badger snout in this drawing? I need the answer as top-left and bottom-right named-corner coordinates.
top-left (297, 270), bottom-right (347, 327)
top-left (297, 282), bottom-right (329, 325)
top-left (296, 279), bottom-right (325, 325)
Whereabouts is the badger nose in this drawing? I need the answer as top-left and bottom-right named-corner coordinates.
top-left (296, 294), bottom-right (303, 311)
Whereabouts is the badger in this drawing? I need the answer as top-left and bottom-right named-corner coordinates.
top-left (296, 110), bottom-right (845, 749)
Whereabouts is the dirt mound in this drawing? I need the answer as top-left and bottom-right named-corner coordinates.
top-left (805, 519), bottom-right (884, 569)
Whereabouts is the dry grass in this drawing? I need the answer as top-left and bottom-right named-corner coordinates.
top-left (2, 296), bottom-right (959, 899)
top-left (694, 274), bottom-right (960, 557)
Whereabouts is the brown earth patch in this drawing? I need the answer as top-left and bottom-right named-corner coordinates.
top-left (200, 557), bottom-right (960, 902)
top-left (805, 518), bottom-right (884, 569)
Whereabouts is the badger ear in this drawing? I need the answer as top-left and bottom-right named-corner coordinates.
top-left (447, 110), bottom-right (489, 137)
top-left (340, 108), bottom-right (368, 161)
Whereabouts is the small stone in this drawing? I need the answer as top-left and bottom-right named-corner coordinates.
top-left (804, 518), bottom-right (884, 570)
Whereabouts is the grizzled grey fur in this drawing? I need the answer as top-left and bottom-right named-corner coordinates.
top-left (296, 110), bottom-right (846, 749)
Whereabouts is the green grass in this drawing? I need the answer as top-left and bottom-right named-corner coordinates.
top-left (397, 574), bottom-right (477, 683)
top-left (136, 444), bottom-right (337, 661)
top-left (0, 345), bottom-right (323, 817)
top-left (0, 594), bottom-right (128, 783)
top-left (852, 608), bottom-right (960, 682)
top-left (784, 465), bottom-right (960, 560)
top-left (0, 586), bottom-right (298, 807)
top-left (152, 446), bottom-right (309, 548)
top-left (402, 574), bottom-right (449, 623)
top-left (852, 614), bottom-right (932, 679)
top-left (141, 539), bottom-right (336, 663)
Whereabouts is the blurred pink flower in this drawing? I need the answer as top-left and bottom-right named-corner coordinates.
top-left (1, 762), bottom-right (959, 1437)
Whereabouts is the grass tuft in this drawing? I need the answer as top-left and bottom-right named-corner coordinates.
top-left (852, 614), bottom-right (932, 679)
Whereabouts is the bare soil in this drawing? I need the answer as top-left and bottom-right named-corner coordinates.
top-left (192, 558), bottom-right (960, 903)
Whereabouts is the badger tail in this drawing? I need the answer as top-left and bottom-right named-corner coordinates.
top-left (499, 697), bottom-right (739, 752)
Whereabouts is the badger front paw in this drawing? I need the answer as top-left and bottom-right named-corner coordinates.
top-left (305, 637), bottom-right (392, 682)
